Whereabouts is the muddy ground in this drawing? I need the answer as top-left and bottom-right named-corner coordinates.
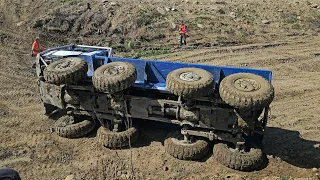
top-left (1, 0), bottom-right (320, 179)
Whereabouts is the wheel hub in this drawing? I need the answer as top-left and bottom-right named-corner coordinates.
top-left (179, 72), bottom-right (201, 82)
top-left (104, 65), bottom-right (125, 76)
top-left (234, 78), bottom-right (260, 92)
top-left (172, 138), bottom-right (194, 145)
top-left (55, 60), bottom-right (77, 70)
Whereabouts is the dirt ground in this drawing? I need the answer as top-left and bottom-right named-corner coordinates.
top-left (1, 0), bottom-right (320, 179)
top-left (1, 34), bottom-right (320, 179)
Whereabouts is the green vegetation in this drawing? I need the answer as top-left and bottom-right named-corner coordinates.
top-left (216, 35), bottom-right (228, 42)
top-left (282, 12), bottom-right (299, 24)
top-left (234, 7), bottom-right (258, 25)
top-left (110, 41), bottom-right (136, 52)
top-left (136, 7), bottom-right (165, 28)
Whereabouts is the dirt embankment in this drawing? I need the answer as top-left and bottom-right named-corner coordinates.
top-left (2, 0), bottom-right (320, 51)
top-left (0, 0), bottom-right (320, 180)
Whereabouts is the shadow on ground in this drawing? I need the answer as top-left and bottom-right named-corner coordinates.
top-left (132, 119), bottom-right (177, 148)
top-left (263, 127), bottom-right (320, 168)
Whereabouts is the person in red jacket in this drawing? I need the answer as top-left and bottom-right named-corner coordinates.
top-left (179, 21), bottom-right (188, 46)
top-left (31, 37), bottom-right (45, 68)
top-left (31, 37), bottom-right (45, 56)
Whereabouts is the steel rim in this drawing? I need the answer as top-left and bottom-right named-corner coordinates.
top-left (234, 78), bottom-right (260, 92)
top-left (171, 135), bottom-right (196, 146)
top-left (179, 72), bottom-right (201, 82)
top-left (104, 65), bottom-right (125, 76)
top-left (55, 59), bottom-right (78, 70)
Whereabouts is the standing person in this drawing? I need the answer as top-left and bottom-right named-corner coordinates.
top-left (31, 37), bottom-right (45, 68)
top-left (179, 21), bottom-right (188, 46)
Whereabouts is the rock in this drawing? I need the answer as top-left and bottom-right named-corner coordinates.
top-left (262, 20), bottom-right (271, 24)
top-left (267, 155), bottom-right (274, 159)
top-left (65, 175), bottom-right (74, 180)
top-left (164, 7), bottom-right (170, 12)
top-left (163, 166), bottom-right (169, 171)
top-left (211, 5), bottom-right (219, 10)
top-left (311, 4), bottom-right (318, 8)
top-left (171, 22), bottom-right (177, 29)
top-left (276, 156), bottom-right (282, 162)
top-left (120, 174), bottom-right (129, 179)
top-left (109, 2), bottom-right (117, 6)
top-left (229, 12), bottom-right (236, 18)
top-left (211, 6), bottom-right (225, 14)
top-left (171, 8), bottom-right (177, 11)
top-left (278, 9), bottom-right (283, 12)
top-left (157, 7), bottom-right (165, 15)
top-left (16, 21), bottom-right (24, 27)
top-left (312, 168), bottom-right (318, 172)
top-left (197, 23), bottom-right (204, 29)
top-left (193, 1), bottom-right (199, 5)
top-left (217, 9), bottom-right (225, 14)
top-left (314, 144), bottom-right (320, 148)
top-left (216, 1), bottom-right (227, 5)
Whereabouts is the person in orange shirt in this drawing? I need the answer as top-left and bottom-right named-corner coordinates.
top-left (179, 21), bottom-right (188, 46)
top-left (31, 37), bottom-right (45, 68)
top-left (31, 37), bottom-right (45, 56)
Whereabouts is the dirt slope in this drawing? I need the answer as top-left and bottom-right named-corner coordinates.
top-left (1, 0), bottom-right (320, 179)
top-left (1, 34), bottom-right (320, 180)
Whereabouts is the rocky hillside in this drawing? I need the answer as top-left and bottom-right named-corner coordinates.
top-left (1, 0), bottom-right (320, 55)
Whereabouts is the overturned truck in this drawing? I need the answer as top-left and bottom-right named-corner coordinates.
top-left (35, 45), bottom-right (274, 171)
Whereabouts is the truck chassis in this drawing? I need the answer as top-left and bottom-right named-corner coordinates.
top-left (36, 44), bottom-right (274, 171)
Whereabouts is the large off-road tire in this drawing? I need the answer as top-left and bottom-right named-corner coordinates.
top-left (92, 62), bottom-right (137, 94)
top-left (44, 57), bottom-right (88, 85)
top-left (97, 126), bottom-right (139, 148)
top-left (166, 68), bottom-right (214, 98)
top-left (219, 73), bottom-right (274, 110)
top-left (164, 131), bottom-right (209, 160)
top-left (213, 143), bottom-right (264, 171)
top-left (55, 115), bottom-right (95, 138)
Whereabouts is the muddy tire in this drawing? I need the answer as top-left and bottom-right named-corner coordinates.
top-left (219, 73), bottom-right (274, 110)
top-left (97, 126), bottom-right (138, 148)
top-left (166, 68), bottom-right (214, 98)
top-left (164, 131), bottom-right (209, 160)
top-left (55, 115), bottom-right (95, 138)
top-left (213, 143), bottom-right (264, 171)
top-left (92, 62), bottom-right (137, 94)
top-left (44, 57), bottom-right (88, 85)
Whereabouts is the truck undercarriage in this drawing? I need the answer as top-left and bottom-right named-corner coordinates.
top-left (36, 44), bottom-right (274, 171)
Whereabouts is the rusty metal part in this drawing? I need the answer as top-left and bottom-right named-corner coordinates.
top-left (64, 90), bottom-right (80, 105)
